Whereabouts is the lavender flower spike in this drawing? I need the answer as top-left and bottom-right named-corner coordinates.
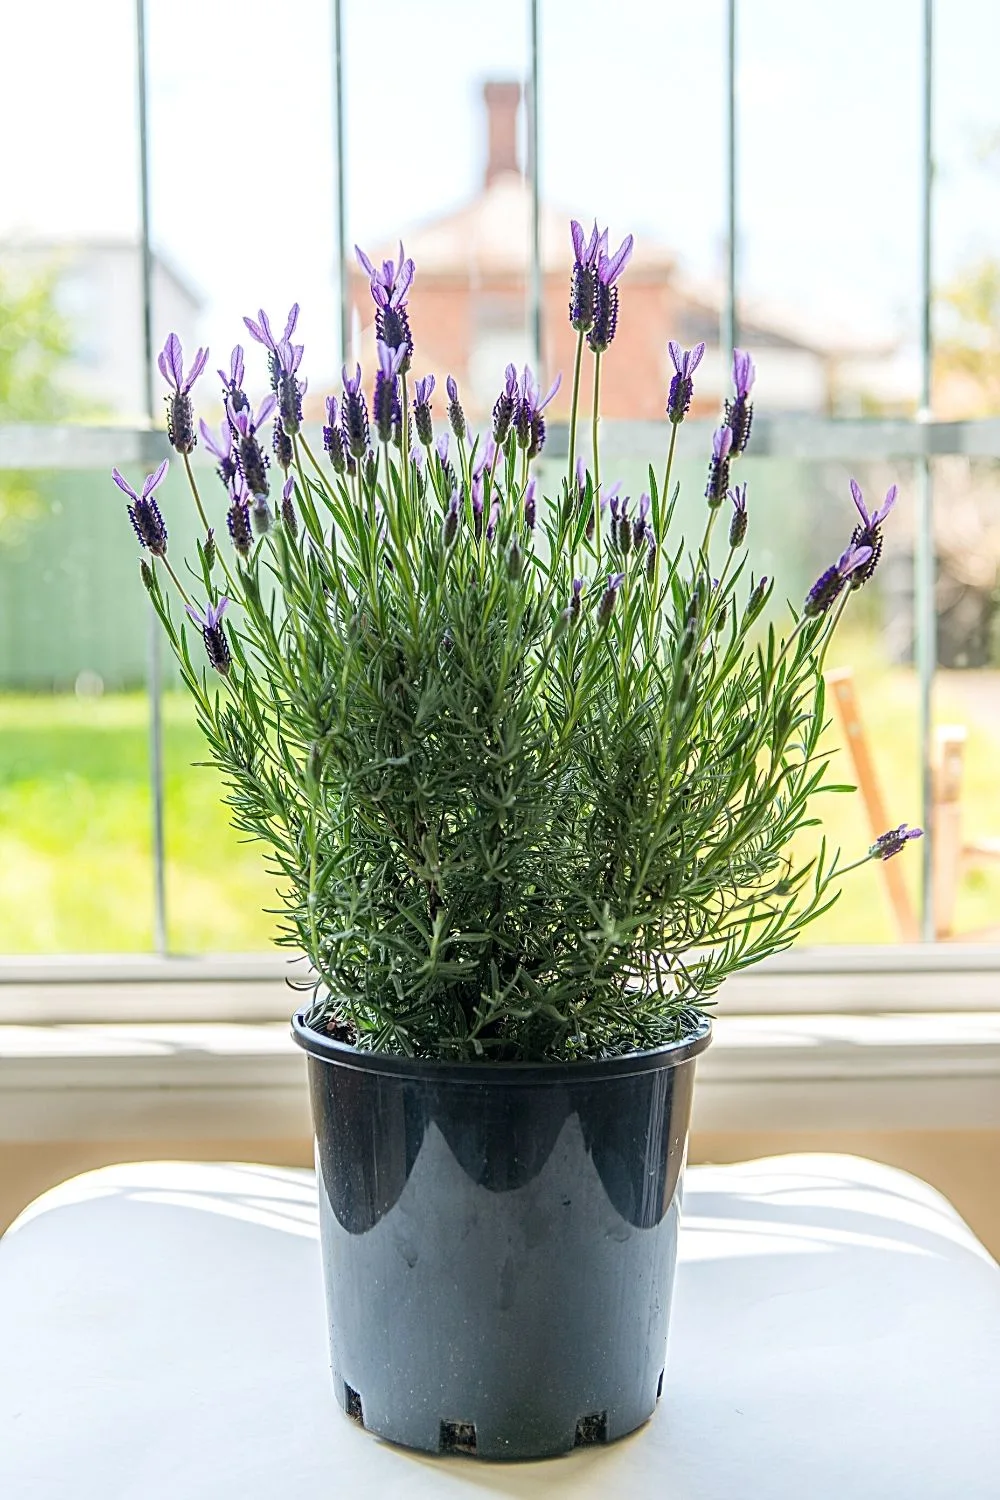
top-left (848, 479), bottom-right (898, 588)
top-left (341, 363), bottom-right (370, 460)
top-left (493, 362), bottom-right (519, 445)
top-left (632, 492), bottom-right (651, 549)
top-left (280, 476), bottom-right (298, 537)
top-left (229, 394), bottom-right (277, 499)
top-left (226, 475), bottom-right (253, 557)
top-left (870, 824), bottom-right (923, 861)
top-left (803, 543), bottom-right (873, 617)
top-left (413, 374), bottom-right (435, 446)
top-left (596, 571), bottom-right (626, 627)
top-left (446, 375), bottom-right (466, 442)
top-left (442, 488), bottom-right (461, 548)
top-left (726, 348), bottom-right (756, 456)
top-left (113, 459), bottom-right (170, 557)
top-left (569, 219), bottom-right (603, 333)
top-left (199, 419), bottom-right (237, 486)
top-left (185, 597), bottom-right (232, 675)
top-left (356, 242), bottom-right (415, 369)
top-left (515, 366), bottom-right (562, 458)
top-left (667, 340), bottom-right (706, 424)
top-left (728, 483), bottom-right (748, 548)
top-left (323, 396), bottom-right (352, 476)
top-left (158, 333), bottom-right (208, 455)
top-left (705, 425), bottom-right (734, 507)
top-left (524, 476), bottom-right (537, 532)
top-left (587, 234), bottom-right (633, 354)
top-left (373, 341), bottom-right (406, 444)
top-left (219, 346), bottom-right (248, 413)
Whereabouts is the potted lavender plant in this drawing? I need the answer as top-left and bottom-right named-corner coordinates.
top-left (114, 221), bottom-right (918, 1462)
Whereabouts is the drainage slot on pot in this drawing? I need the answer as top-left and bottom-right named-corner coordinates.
top-left (574, 1411), bottom-right (608, 1447)
top-left (344, 1383), bottom-right (364, 1425)
top-left (440, 1420), bottom-right (478, 1455)
top-left (657, 1368), bottom-right (665, 1399)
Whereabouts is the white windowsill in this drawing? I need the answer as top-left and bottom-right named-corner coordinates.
top-left (1, 945), bottom-right (999, 1024)
top-left (2, 1012), bottom-right (999, 1143)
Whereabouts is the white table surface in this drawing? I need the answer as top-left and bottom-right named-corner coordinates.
top-left (1, 1154), bottom-right (998, 1499)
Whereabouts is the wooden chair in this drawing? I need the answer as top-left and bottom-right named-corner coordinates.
top-left (826, 668), bottom-right (1000, 941)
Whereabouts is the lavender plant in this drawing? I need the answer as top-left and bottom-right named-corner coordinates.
top-left (116, 222), bottom-right (919, 1061)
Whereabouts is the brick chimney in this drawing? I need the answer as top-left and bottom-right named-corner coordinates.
top-left (482, 80), bottom-right (521, 187)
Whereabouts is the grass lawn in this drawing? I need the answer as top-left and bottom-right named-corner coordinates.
top-left (0, 628), bottom-right (997, 953)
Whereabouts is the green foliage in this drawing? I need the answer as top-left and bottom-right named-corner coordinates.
top-left (146, 410), bottom-right (862, 1062)
top-left (0, 262), bottom-right (76, 540)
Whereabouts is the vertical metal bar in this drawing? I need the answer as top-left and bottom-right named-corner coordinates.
top-left (527, 0), bottom-right (543, 374)
top-left (722, 0), bottom-right (737, 359)
top-left (916, 0), bottom-right (936, 941)
top-left (136, 0), bottom-right (167, 956)
top-left (332, 0), bottom-right (349, 366)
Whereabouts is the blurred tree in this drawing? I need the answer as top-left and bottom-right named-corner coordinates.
top-left (0, 263), bottom-right (75, 539)
top-left (935, 257), bottom-right (1000, 418)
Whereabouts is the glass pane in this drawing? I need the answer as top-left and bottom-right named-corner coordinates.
top-left (934, 1), bottom-right (1000, 419)
top-left (736, 0), bottom-right (922, 417)
top-left (343, 0), bottom-right (531, 422)
top-left (931, 457), bottom-right (1000, 939)
top-left (540, 0), bottom-right (727, 419)
top-left (0, 0), bottom-right (143, 423)
top-left (0, 464), bottom-right (156, 951)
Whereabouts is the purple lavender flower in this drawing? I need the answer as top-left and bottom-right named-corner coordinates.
top-left (569, 220), bottom-right (604, 333)
top-left (803, 544), bottom-right (873, 617)
top-left (633, 492), bottom-right (651, 549)
top-left (272, 419), bottom-right (293, 472)
top-left (229, 394), bottom-right (276, 498)
top-left (618, 496), bottom-right (633, 556)
top-left (667, 341), bottom-right (706, 425)
top-left (446, 375), bottom-right (466, 442)
top-left (729, 483), bottom-right (748, 547)
top-left (280, 476), bottom-right (298, 537)
top-left (226, 475), bottom-right (253, 557)
top-left (199, 419), bottom-right (237, 487)
top-left (472, 473), bottom-right (485, 541)
top-left (219, 347), bottom-right (249, 414)
top-left (524, 476), bottom-right (537, 531)
top-left (373, 341), bottom-right (406, 444)
top-left (323, 396), bottom-right (352, 476)
top-left (607, 490), bottom-right (622, 548)
top-left (243, 306), bottom-right (305, 432)
top-left (725, 349), bottom-right (756, 457)
top-left (485, 497), bottom-right (501, 543)
top-left (645, 527), bottom-right (657, 580)
top-left (186, 597), bottom-right (231, 675)
top-left (341, 364), bottom-right (370, 460)
top-left (705, 426), bottom-right (734, 507)
top-left (493, 363), bottom-right (519, 445)
top-left (596, 570), bottom-right (626, 627)
top-left (848, 480), bottom-right (897, 588)
top-left (570, 574), bottom-right (585, 621)
top-left (747, 575), bottom-right (770, 620)
top-left (514, 365), bottom-right (562, 459)
top-left (356, 243), bottom-right (415, 370)
top-left (870, 824), bottom-right (923, 861)
top-left (473, 437), bottom-right (497, 481)
top-left (413, 374), bottom-right (435, 446)
top-left (442, 487), bottom-right (460, 548)
top-left (587, 478), bottom-right (620, 542)
top-left (113, 459), bottom-right (169, 557)
top-left (587, 235), bottom-right (633, 355)
top-left (158, 334), bottom-right (207, 455)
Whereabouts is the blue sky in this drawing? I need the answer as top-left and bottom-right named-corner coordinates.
top-left (3, 0), bottom-right (1000, 382)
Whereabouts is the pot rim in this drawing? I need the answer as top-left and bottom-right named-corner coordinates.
top-left (290, 1008), bottom-right (712, 1082)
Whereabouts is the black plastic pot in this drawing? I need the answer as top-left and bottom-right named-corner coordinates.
top-left (292, 1011), bottom-right (711, 1461)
